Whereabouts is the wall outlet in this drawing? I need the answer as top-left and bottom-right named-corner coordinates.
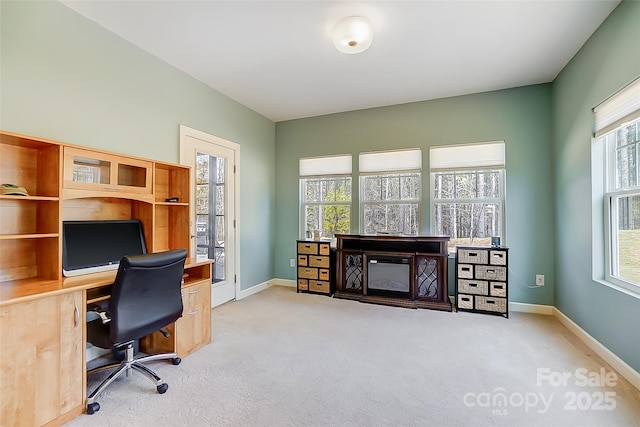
top-left (290, 258), bottom-right (295, 268)
top-left (536, 274), bottom-right (545, 286)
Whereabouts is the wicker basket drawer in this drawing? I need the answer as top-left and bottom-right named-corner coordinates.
top-left (309, 280), bottom-right (330, 294)
top-left (475, 296), bottom-right (507, 313)
top-left (457, 294), bottom-right (473, 310)
top-left (297, 242), bottom-right (318, 255)
top-left (458, 264), bottom-right (474, 279)
top-left (489, 250), bottom-right (507, 266)
top-left (475, 265), bottom-right (507, 281)
top-left (458, 249), bottom-right (488, 264)
top-left (318, 269), bottom-right (330, 281)
top-left (308, 256), bottom-right (329, 268)
top-left (297, 279), bottom-right (309, 291)
top-left (458, 279), bottom-right (488, 295)
top-left (297, 255), bottom-right (308, 266)
top-left (298, 267), bottom-right (318, 280)
top-left (490, 282), bottom-right (507, 297)
top-left (319, 243), bottom-right (330, 256)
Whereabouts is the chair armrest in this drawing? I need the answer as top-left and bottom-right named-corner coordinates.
top-left (87, 302), bottom-right (111, 324)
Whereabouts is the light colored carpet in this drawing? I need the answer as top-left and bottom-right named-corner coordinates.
top-left (66, 285), bottom-right (640, 427)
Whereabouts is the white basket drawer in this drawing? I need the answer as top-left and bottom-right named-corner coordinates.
top-left (475, 265), bottom-right (507, 281)
top-left (457, 294), bottom-right (473, 310)
top-left (458, 279), bottom-right (488, 295)
top-left (458, 264), bottom-right (474, 279)
top-left (490, 282), bottom-right (507, 297)
top-left (458, 249), bottom-right (488, 264)
top-left (475, 296), bottom-right (507, 313)
top-left (489, 250), bottom-right (507, 266)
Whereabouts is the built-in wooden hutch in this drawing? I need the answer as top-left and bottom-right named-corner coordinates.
top-left (0, 130), bottom-right (212, 426)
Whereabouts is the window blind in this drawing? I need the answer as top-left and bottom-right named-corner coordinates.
top-left (359, 148), bottom-right (421, 173)
top-left (299, 154), bottom-right (352, 176)
top-left (594, 77), bottom-right (640, 138)
top-left (430, 141), bottom-right (505, 171)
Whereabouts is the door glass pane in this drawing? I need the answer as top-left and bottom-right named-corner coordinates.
top-left (196, 152), bottom-right (226, 282)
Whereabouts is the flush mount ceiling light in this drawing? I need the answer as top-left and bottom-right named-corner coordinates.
top-left (333, 16), bottom-right (374, 54)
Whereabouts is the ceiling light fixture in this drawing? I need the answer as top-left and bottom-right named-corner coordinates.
top-left (333, 16), bottom-right (374, 54)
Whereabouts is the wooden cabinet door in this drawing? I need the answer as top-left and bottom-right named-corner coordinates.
top-left (0, 291), bottom-right (84, 426)
top-left (176, 281), bottom-right (211, 357)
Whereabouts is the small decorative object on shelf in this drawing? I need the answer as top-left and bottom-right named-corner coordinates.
top-left (296, 240), bottom-right (335, 296)
top-left (455, 246), bottom-right (509, 318)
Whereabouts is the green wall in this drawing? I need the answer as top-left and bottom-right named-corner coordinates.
top-left (0, 0), bottom-right (276, 290)
top-left (552, 0), bottom-right (640, 372)
top-left (275, 84), bottom-right (555, 306)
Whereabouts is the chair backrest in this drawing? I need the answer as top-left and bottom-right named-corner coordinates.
top-left (108, 249), bottom-right (188, 346)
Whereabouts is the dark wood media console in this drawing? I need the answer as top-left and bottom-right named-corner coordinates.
top-left (334, 234), bottom-right (451, 311)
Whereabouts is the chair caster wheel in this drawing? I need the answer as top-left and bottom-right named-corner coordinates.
top-left (87, 402), bottom-right (100, 415)
top-left (157, 383), bottom-right (168, 394)
top-left (172, 357), bottom-right (181, 365)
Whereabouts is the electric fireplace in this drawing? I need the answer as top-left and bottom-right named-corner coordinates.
top-left (335, 234), bottom-right (451, 311)
top-left (366, 255), bottom-right (412, 298)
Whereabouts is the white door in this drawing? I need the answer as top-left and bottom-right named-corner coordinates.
top-left (180, 125), bottom-right (239, 308)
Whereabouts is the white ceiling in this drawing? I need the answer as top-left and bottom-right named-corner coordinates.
top-left (61, 0), bottom-right (620, 122)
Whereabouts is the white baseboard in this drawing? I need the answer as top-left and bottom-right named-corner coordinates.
top-left (509, 301), bottom-right (554, 315)
top-left (236, 279), bottom-right (273, 300)
top-left (553, 307), bottom-right (640, 391)
top-left (270, 278), bottom-right (296, 288)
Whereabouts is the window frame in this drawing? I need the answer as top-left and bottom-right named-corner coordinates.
top-left (299, 155), bottom-right (352, 240)
top-left (359, 171), bottom-right (422, 235)
top-left (430, 168), bottom-right (505, 252)
top-left (601, 119), bottom-right (640, 292)
top-left (429, 141), bottom-right (506, 253)
top-left (358, 149), bottom-right (422, 235)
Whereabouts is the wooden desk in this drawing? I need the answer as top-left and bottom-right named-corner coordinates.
top-left (0, 258), bottom-right (213, 427)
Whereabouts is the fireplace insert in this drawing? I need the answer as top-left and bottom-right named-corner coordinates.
top-left (366, 254), bottom-right (412, 298)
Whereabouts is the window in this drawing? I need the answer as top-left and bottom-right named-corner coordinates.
top-left (300, 155), bottom-right (352, 239)
top-left (595, 78), bottom-right (640, 290)
top-left (430, 142), bottom-right (505, 252)
top-left (359, 149), bottom-right (421, 234)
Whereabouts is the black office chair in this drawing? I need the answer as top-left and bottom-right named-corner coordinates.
top-left (85, 248), bottom-right (188, 415)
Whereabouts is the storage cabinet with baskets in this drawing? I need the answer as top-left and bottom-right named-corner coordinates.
top-left (455, 246), bottom-right (509, 318)
top-left (296, 240), bottom-right (334, 295)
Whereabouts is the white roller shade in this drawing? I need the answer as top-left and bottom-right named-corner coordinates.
top-left (430, 141), bottom-right (505, 171)
top-left (359, 148), bottom-right (422, 173)
top-left (299, 154), bottom-right (352, 176)
top-left (594, 77), bottom-right (640, 137)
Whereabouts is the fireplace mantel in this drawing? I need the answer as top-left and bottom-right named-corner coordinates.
top-left (334, 234), bottom-right (451, 311)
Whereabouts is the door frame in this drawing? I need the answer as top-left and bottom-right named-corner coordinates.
top-left (179, 124), bottom-right (240, 307)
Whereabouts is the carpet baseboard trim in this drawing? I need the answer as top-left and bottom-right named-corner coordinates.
top-left (553, 307), bottom-right (640, 391)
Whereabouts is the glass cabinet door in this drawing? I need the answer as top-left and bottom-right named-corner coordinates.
top-left (63, 147), bottom-right (152, 193)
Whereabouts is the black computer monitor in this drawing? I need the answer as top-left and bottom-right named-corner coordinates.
top-left (62, 220), bottom-right (147, 277)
